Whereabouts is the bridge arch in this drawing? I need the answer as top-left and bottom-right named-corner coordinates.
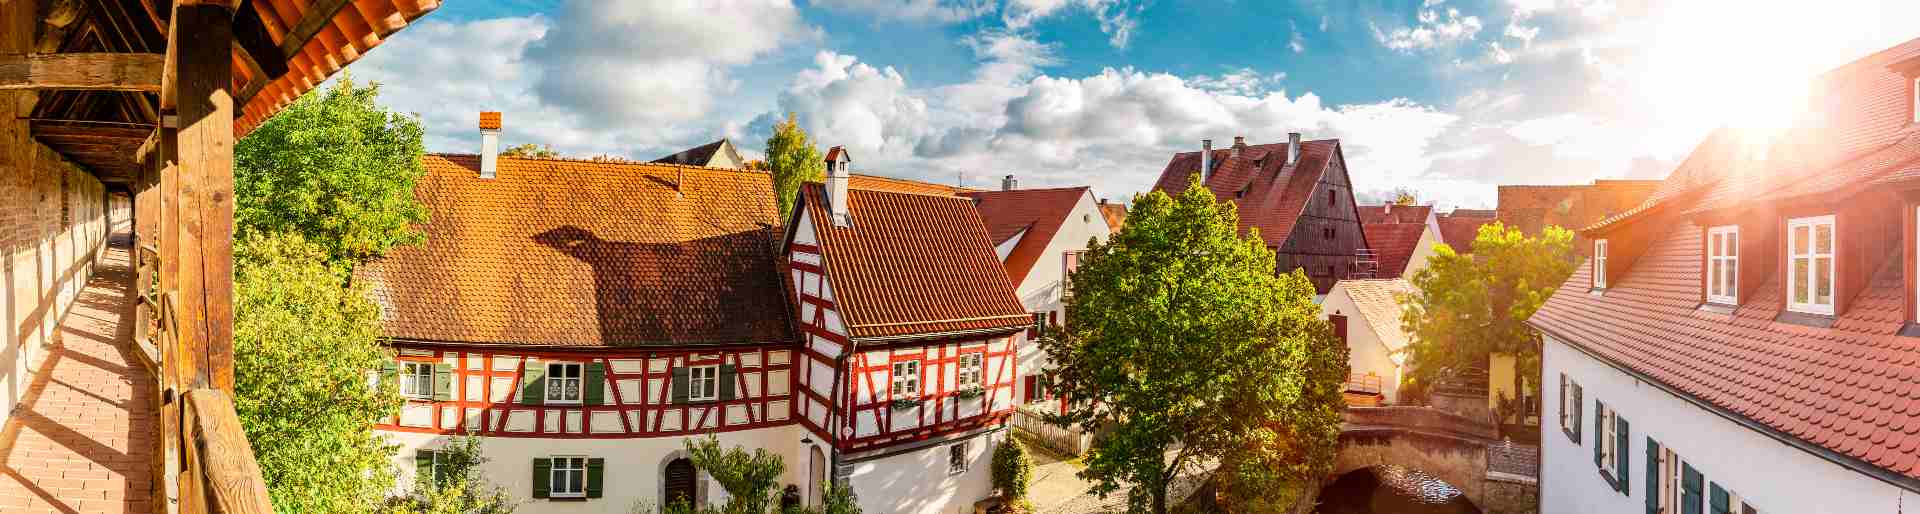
top-left (1328, 407), bottom-right (1538, 513)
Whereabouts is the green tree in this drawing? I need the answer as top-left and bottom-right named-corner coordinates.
top-left (385, 435), bottom-right (517, 514)
top-left (992, 438), bottom-right (1034, 512)
top-left (1391, 187), bottom-right (1419, 206)
top-left (501, 143), bottom-right (559, 158)
top-left (685, 435), bottom-right (786, 514)
top-left (233, 232), bottom-right (403, 513)
top-left (1042, 178), bottom-right (1348, 514)
top-left (765, 112), bottom-right (824, 219)
top-left (235, 74), bottom-right (428, 266)
top-left (1400, 222), bottom-right (1576, 419)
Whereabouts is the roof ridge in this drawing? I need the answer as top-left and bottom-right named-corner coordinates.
top-left (430, 152), bottom-right (767, 174)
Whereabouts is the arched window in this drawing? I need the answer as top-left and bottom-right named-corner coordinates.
top-left (664, 458), bottom-right (697, 508)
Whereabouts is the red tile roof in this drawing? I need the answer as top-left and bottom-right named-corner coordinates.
top-left (1357, 205), bottom-right (1433, 225)
top-left (1362, 223), bottom-right (1428, 278)
top-left (848, 174), bottom-right (979, 196)
top-left (1150, 140), bottom-right (1342, 247)
top-left (796, 184), bottom-right (1030, 339)
top-left (1435, 213), bottom-right (1493, 254)
top-left (355, 155), bottom-right (793, 347)
top-left (960, 187), bottom-right (1092, 289)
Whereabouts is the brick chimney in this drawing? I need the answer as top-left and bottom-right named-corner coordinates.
top-left (1230, 136), bottom-right (1246, 160)
top-left (1200, 139), bottom-right (1213, 181)
top-left (1287, 132), bottom-right (1301, 165)
top-left (824, 146), bottom-right (852, 227)
top-left (479, 111), bottom-right (501, 179)
top-left (1002, 174), bottom-right (1018, 191)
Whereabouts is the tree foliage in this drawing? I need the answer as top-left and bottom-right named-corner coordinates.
top-left (765, 112), bottom-right (824, 219)
top-left (1043, 178), bottom-right (1349, 514)
top-left (384, 435), bottom-right (517, 514)
top-left (686, 435), bottom-right (787, 514)
top-left (234, 75), bottom-right (428, 266)
top-left (233, 232), bottom-right (403, 513)
top-left (1400, 222), bottom-right (1576, 409)
top-left (500, 143), bottom-right (559, 158)
top-left (992, 438), bottom-right (1034, 510)
top-left (1391, 187), bottom-right (1419, 206)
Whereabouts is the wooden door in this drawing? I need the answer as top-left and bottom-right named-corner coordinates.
top-left (664, 458), bottom-right (697, 507)
top-left (809, 446), bottom-right (826, 507)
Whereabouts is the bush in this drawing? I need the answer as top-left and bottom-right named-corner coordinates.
top-left (992, 437), bottom-right (1034, 503)
top-left (384, 434), bottom-right (516, 514)
top-left (686, 435), bottom-right (786, 514)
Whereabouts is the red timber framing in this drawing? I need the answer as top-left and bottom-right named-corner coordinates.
top-left (786, 242), bottom-right (1023, 453)
top-left (375, 345), bottom-right (798, 439)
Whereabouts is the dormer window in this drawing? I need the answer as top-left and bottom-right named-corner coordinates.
top-left (1593, 239), bottom-right (1609, 289)
top-left (1912, 76), bottom-right (1920, 123)
top-left (1706, 225), bottom-right (1739, 305)
top-left (1787, 215), bottom-right (1836, 315)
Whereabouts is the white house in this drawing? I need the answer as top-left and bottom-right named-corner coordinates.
top-left (1356, 204), bottom-right (1446, 280)
top-left (1321, 279), bottom-right (1412, 404)
top-left (1528, 37), bottom-right (1920, 514)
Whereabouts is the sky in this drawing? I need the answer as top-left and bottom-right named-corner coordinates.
top-left (341, 0), bottom-right (1920, 210)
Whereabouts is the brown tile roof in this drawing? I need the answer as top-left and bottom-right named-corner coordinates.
top-left (1357, 204), bottom-right (1433, 225)
top-left (1150, 140), bottom-right (1343, 247)
top-left (1447, 209), bottom-right (1497, 218)
top-left (796, 184), bottom-right (1030, 339)
top-left (650, 139), bottom-right (733, 167)
top-left (355, 155), bottom-right (793, 347)
top-left (848, 174), bottom-right (979, 196)
top-left (1435, 214), bottom-right (1492, 254)
top-left (1331, 279), bottom-right (1414, 354)
top-left (236, 1), bottom-right (443, 136)
top-left (1362, 223), bottom-right (1428, 278)
top-left (1098, 201), bottom-right (1127, 234)
top-left (960, 187), bottom-right (1092, 288)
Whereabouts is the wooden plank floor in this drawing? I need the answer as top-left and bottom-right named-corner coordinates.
top-left (0, 227), bottom-right (155, 513)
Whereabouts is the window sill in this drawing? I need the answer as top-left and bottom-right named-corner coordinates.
top-left (1561, 425), bottom-right (1579, 445)
top-left (1898, 323), bottom-right (1920, 338)
top-left (1695, 303), bottom-right (1735, 315)
top-left (1774, 311), bottom-right (1837, 328)
top-left (1588, 288), bottom-right (1606, 296)
top-left (546, 496), bottom-right (589, 502)
top-left (1597, 467), bottom-right (1619, 491)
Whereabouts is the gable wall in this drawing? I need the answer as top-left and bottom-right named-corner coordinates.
top-left (1278, 153), bottom-right (1368, 293)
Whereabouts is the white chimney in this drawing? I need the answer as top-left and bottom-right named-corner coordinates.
top-left (1002, 174), bottom-right (1018, 191)
top-left (1287, 132), bottom-right (1301, 165)
top-left (825, 146), bottom-right (852, 227)
top-left (479, 111), bottom-right (501, 179)
top-left (1200, 139), bottom-right (1213, 181)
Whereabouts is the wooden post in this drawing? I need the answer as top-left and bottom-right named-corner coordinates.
top-left (170, 2), bottom-right (236, 393)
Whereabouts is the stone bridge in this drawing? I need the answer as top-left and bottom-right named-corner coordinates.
top-left (1331, 407), bottom-right (1538, 514)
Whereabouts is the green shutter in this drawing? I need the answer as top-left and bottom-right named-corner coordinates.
top-left (584, 362), bottom-right (606, 406)
top-left (1681, 463), bottom-right (1703, 514)
top-left (1616, 415), bottom-right (1630, 494)
top-left (532, 458), bottom-right (552, 499)
top-left (1594, 401), bottom-right (1605, 468)
top-left (1645, 438), bottom-right (1660, 514)
top-left (672, 367), bottom-right (691, 404)
top-left (522, 359), bottom-right (545, 405)
top-left (720, 364), bottom-right (738, 400)
top-left (415, 450), bottom-right (434, 487)
top-left (586, 458), bottom-right (605, 498)
top-left (434, 363), bottom-right (454, 401)
top-left (1573, 385), bottom-right (1583, 440)
top-left (381, 361), bottom-right (399, 383)
top-left (1709, 482), bottom-right (1729, 514)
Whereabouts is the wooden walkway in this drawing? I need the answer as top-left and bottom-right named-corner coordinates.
top-left (0, 228), bottom-right (155, 513)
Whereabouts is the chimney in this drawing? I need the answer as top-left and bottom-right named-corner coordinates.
top-left (1200, 139), bottom-right (1213, 181)
top-left (1230, 136), bottom-right (1245, 160)
top-left (1287, 132), bottom-right (1301, 165)
top-left (1002, 174), bottom-right (1018, 191)
top-left (478, 112), bottom-right (501, 179)
top-left (825, 146), bottom-right (851, 227)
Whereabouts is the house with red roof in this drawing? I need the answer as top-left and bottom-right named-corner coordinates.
top-left (1436, 209), bottom-right (1497, 254)
top-left (1530, 38), bottom-right (1920, 514)
top-left (1356, 203), bottom-right (1445, 280)
top-left (1151, 134), bottom-right (1368, 295)
top-left (783, 151), bottom-right (1032, 513)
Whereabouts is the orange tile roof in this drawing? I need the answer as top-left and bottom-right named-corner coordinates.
top-left (1098, 201), bottom-right (1128, 234)
top-left (960, 187), bottom-right (1092, 288)
top-left (235, 1), bottom-right (444, 136)
top-left (355, 155), bottom-right (793, 347)
top-left (1361, 223), bottom-right (1427, 278)
top-left (848, 174), bottom-right (979, 196)
top-left (796, 184), bottom-right (1030, 339)
top-left (478, 112), bottom-right (502, 130)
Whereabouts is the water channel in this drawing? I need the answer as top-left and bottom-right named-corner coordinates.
top-left (1313, 465), bottom-right (1482, 514)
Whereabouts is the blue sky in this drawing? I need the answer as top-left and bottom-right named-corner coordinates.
top-left (344, 0), bottom-right (1920, 209)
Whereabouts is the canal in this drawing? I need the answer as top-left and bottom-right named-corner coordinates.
top-left (1314, 465), bottom-right (1481, 514)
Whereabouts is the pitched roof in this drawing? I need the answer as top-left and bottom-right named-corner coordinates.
top-left (1435, 213), bottom-right (1493, 254)
top-left (355, 155), bottom-right (793, 347)
top-left (1497, 181), bottom-right (1660, 238)
top-left (1362, 223), bottom-right (1428, 278)
top-left (1331, 279), bottom-right (1414, 356)
top-left (1447, 209), bottom-right (1497, 218)
top-left (650, 139), bottom-right (736, 167)
top-left (960, 187), bottom-right (1092, 288)
top-left (796, 184), bottom-right (1030, 339)
top-left (1357, 205), bottom-right (1433, 225)
top-left (848, 174), bottom-right (979, 196)
top-left (1150, 139), bottom-right (1342, 247)
top-left (1098, 201), bottom-right (1128, 234)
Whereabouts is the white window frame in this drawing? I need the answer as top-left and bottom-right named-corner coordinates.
top-left (948, 441), bottom-right (970, 475)
top-left (1593, 239), bottom-right (1609, 289)
top-left (1707, 225), bottom-right (1740, 305)
top-left (688, 364), bottom-right (720, 402)
top-left (549, 456), bottom-right (587, 498)
top-left (400, 361), bottom-right (434, 400)
top-left (891, 361), bottom-right (920, 399)
top-left (1913, 76), bottom-right (1920, 124)
top-left (546, 362), bottom-right (584, 405)
top-left (1598, 403), bottom-right (1618, 476)
top-left (1658, 448), bottom-right (1680, 514)
top-left (956, 353), bottom-right (983, 388)
top-left (1787, 215), bottom-right (1837, 315)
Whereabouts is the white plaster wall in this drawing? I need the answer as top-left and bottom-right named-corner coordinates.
top-left (381, 425), bottom-right (813, 514)
top-left (848, 429), bottom-right (1001, 514)
top-left (1542, 336), bottom-right (1906, 514)
top-left (1319, 286), bottom-right (1401, 403)
top-left (1401, 226), bottom-right (1443, 280)
top-left (1013, 192), bottom-right (1111, 380)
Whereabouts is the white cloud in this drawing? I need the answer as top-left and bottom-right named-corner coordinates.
top-left (1003, 0), bottom-right (1138, 48)
top-left (1289, 21), bottom-right (1307, 53)
top-left (810, 0), bottom-right (992, 22)
top-left (1185, 68), bottom-right (1286, 96)
top-left (1488, 42), bottom-right (1513, 64)
top-left (1372, 7), bottom-right (1484, 52)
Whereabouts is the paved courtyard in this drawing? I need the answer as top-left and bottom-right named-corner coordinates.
top-left (1023, 433), bottom-right (1210, 514)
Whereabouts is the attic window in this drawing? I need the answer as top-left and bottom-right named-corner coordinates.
top-left (1706, 225), bottom-right (1738, 305)
top-left (1787, 215), bottom-right (1835, 315)
top-left (1593, 239), bottom-right (1609, 289)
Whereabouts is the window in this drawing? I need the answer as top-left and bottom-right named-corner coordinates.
top-left (1030, 312), bottom-right (1047, 339)
top-left (546, 362), bottom-right (583, 404)
top-left (1706, 225), bottom-right (1739, 305)
top-left (415, 450), bottom-right (447, 487)
top-left (949, 441), bottom-right (970, 475)
top-left (891, 361), bottom-right (920, 398)
top-left (1913, 76), bottom-right (1920, 123)
top-left (1594, 239), bottom-right (1609, 289)
top-left (1653, 444), bottom-right (1683, 514)
top-left (549, 457), bottom-right (587, 498)
top-left (1595, 400), bottom-right (1630, 493)
top-left (956, 353), bottom-right (983, 388)
top-left (1597, 402), bottom-right (1617, 471)
top-left (400, 361), bottom-right (434, 400)
top-left (688, 365), bottom-right (719, 402)
top-left (1559, 374), bottom-right (1583, 443)
top-left (1787, 215), bottom-right (1836, 315)
top-left (1063, 251), bottom-right (1084, 299)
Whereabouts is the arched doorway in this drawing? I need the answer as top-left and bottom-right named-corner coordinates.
top-left (808, 447), bottom-right (826, 507)
top-left (664, 458), bottom-right (698, 508)
top-left (1315, 465), bottom-right (1480, 514)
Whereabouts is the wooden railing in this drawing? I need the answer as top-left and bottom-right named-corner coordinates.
top-left (135, 244), bottom-right (274, 514)
top-left (1343, 372), bottom-right (1383, 395)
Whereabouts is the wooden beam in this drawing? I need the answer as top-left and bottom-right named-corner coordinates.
top-left (0, 53), bottom-right (162, 91)
top-left (276, 0), bottom-right (351, 61)
top-left (183, 389), bottom-right (274, 513)
top-left (234, 1), bottom-right (289, 79)
top-left (170, 2), bottom-right (236, 394)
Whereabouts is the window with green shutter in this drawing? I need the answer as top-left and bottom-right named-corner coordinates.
top-left (719, 364), bottom-right (738, 401)
top-left (433, 363), bottom-right (454, 401)
top-left (1644, 439), bottom-right (1660, 514)
top-left (522, 359), bottom-right (546, 405)
top-left (1615, 415), bottom-right (1630, 495)
top-left (1681, 463), bottom-right (1703, 514)
top-left (532, 458), bottom-right (552, 498)
top-left (416, 450), bottom-right (444, 488)
top-left (1709, 482), bottom-right (1729, 514)
top-left (584, 362), bottom-right (606, 406)
top-left (586, 458), bottom-right (605, 499)
top-left (671, 367), bottom-right (691, 404)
